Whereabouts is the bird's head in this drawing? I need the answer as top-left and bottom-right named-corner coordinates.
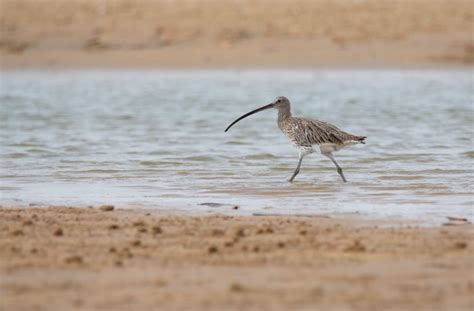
top-left (272, 96), bottom-right (290, 110)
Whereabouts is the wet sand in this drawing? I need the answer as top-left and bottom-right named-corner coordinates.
top-left (1, 206), bottom-right (473, 310)
top-left (1, 0), bottom-right (473, 69)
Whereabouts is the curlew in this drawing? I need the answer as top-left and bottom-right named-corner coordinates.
top-left (225, 96), bottom-right (366, 182)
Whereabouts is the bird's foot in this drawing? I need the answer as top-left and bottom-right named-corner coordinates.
top-left (337, 168), bottom-right (347, 182)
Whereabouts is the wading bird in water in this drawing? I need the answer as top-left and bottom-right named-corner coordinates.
top-left (225, 96), bottom-right (366, 182)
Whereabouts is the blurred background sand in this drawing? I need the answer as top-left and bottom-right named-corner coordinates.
top-left (1, 0), bottom-right (473, 68)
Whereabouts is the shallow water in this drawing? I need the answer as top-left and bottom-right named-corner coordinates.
top-left (1, 70), bottom-right (473, 224)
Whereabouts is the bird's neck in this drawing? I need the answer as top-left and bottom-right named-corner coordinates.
top-left (277, 106), bottom-right (292, 122)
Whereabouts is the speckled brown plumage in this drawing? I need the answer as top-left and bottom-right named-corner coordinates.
top-left (278, 117), bottom-right (366, 148)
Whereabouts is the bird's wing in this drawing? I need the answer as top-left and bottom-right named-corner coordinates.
top-left (290, 118), bottom-right (361, 145)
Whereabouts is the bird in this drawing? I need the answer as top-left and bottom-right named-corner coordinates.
top-left (225, 96), bottom-right (366, 182)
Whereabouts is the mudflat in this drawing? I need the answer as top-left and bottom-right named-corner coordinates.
top-left (1, 206), bottom-right (472, 310)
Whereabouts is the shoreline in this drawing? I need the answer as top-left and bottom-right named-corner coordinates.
top-left (0, 202), bottom-right (462, 228)
top-left (2, 63), bottom-right (473, 71)
top-left (2, 62), bottom-right (472, 72)
top-left (1, 206), bottom-right (473, 310)
top-left (1, 39), bottom-right (472, 70)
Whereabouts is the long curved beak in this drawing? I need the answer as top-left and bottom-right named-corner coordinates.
top-left (225, 103), bottom-right (274, 132)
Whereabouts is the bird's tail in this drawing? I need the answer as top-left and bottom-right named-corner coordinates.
top-left (357, 136), bottom-right (367, 144)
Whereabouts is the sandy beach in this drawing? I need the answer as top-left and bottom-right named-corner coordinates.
top-left (1, 0), bottom-right (473, 69)
top-left (1, 206), bottom-right (473, 310)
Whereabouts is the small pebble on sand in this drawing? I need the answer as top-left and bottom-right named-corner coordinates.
top-left (447, 216), bottom-right (468, 222)
top-left (22, 220), bottom-right (33, 226)
top-left (54, 228), bottom-right (63, 236)
top-left (152, 226), bottom-right (162, 234)
top-left (65, 255), bottom-right (83, 264)
top-left (11, 229), bottom-right (24, 236)
top-left (133, 220), bottom-right (145, 227)
top-left (235, 228), bottom-right (245, 237)
top-left (344, 240), bottom-right (366, 252)
top-left (208, 245), bottom-right (218, 254)
top-left (229, 283), bottom-right (244, 292)
top-left (454, 242), bottom-right (468, 249)
top-left (99, 205), bottom-right (114, 211)
top-left (131, 240), bottom-right (141, 247)
top-left (212, 229), bottom-right (225, 236)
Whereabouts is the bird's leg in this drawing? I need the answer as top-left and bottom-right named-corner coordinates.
top-left (289, 151), bottom-right (305, 183)
top-left (323, 152), bottom-right (347, 182)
